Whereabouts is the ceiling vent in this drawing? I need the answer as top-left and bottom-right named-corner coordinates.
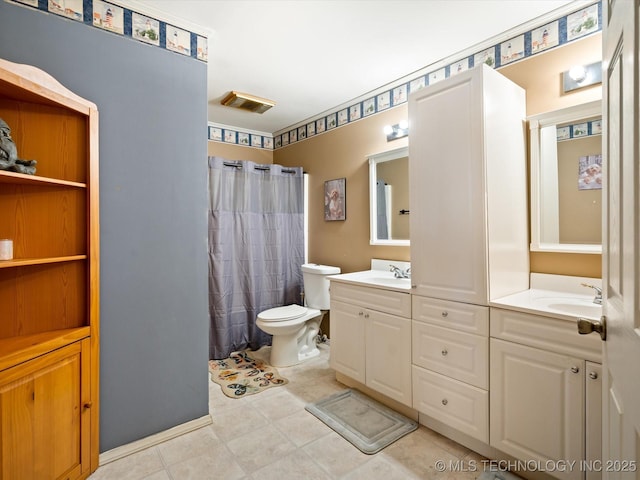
top-left (220, 91), bottom-right (275, 114)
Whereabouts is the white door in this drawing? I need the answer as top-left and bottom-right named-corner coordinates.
top-left (600, 0), bottom-right (640, 476)
top-left (408, 69), bottom-right (488, 305)
top-left (365, 310), bottom-right (412, 406)
top-left (329, 300), bottom-right (366, 383)
top-left (489, 338), bottom-right (584, 480)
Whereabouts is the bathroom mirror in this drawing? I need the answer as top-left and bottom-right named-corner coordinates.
top-left (529, 100), bottom-right (602, 254)
top-left (368, 146), bottom-right (410, 246)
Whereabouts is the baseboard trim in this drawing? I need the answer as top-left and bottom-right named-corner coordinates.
top-left (98, 414), bottom-right (213, 466)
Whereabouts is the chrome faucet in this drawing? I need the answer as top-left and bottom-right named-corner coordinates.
top-left (581, 283), bottom-right (602, 305)
top-left (389, 264), bottom-right (411, 279)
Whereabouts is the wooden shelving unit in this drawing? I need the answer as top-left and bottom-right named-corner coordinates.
top-left (0, 59), bottom-right (99, 479)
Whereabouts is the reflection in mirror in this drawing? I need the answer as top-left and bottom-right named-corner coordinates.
top-left (368, 146), bottom-right (409, 246)
top-left (529, 100), bottom-right (602, 254)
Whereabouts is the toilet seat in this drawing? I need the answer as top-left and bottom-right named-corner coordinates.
top-left (258, 304), bottom-right (308, 322)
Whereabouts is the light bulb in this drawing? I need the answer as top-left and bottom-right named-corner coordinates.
top-left (569, 65), bottom-right (587, 83)
top-left (383, 125), bottom-right (393, 135)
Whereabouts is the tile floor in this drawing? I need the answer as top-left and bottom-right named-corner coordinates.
top-left (88, 343), bottom-right (492, 480)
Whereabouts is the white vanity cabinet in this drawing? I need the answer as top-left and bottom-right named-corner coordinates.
top-left (408, 63), bottom-right (529, 304)
top-left (329, 280), bottom-right (412, 406)
top-left (411, 296), bottom-right (489, 442)
top-left (490, 307), bottom-right (603, 480)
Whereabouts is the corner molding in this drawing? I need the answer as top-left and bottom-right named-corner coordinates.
top-left (98, 414), bottom-right (213, 466)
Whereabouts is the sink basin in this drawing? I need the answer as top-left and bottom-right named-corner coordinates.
top-left (533, 296), bottom-right (602, 318)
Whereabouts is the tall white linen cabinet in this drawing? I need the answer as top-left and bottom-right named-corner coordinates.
top-left (408, 64), bottom-right (529, 443)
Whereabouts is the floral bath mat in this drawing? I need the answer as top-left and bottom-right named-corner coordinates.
top-left (208, 351), bottom-right (288, 398)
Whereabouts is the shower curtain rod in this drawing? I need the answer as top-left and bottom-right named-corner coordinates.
top-left (222, 161), bottom-right (297, 174)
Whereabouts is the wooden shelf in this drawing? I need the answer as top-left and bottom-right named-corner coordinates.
top-left (0, 255), bottom-right (86, 269)
top-left (0, 57), bottom-right (100, 477)
top-left (0, 327), bottom-right (90, 373)
top-left (0, 170), bottom-right (86, 188)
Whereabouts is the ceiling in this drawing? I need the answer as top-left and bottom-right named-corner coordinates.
top-left (129, 0), bottom-right (581, 135)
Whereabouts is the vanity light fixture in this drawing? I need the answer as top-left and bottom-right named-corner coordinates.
top-left (221, 91), bottom-right (275, 114)
top-left (562, 61), bottom-right (602, 93)
top-left (384, 121), bottom-right (409, 141)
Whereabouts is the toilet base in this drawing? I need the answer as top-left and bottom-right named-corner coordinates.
top-left (268, 313), bottom-right (325, 367)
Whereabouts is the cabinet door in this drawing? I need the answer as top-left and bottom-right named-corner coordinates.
top-left (490, 338), bottom-right (584, 480)
top-left (329, 300), bottom-right (366, 384)
top-left (0, 340), bottom-right (90, 480)
top-left (408, 69), bottom-right (488, 305)
top-left (585, 362), bottom-right (602, 480)
top-left (365, 311), bottom-right (411, 406)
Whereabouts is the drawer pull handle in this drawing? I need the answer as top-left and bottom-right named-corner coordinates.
top-left (570, 366), bottom-right (580, 374)
top-left (589, 371), bottom-right (598, 380)
top-left (364, 313), bottom-right (369, 319)
top-left (441, 399), bottom-right (448, 406)
top-left (441, 311), bottom-right (448, 318)
top-left (441, 349), bottom-right (448, 356)
top-left (358, 311), bottom-right (364, 316)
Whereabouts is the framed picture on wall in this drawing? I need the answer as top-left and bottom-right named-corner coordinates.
top-left (324, 178), bottom-right (346, 221)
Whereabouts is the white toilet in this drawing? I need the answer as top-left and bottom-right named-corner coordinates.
top-left (256, 263), bottom-right (340, 367)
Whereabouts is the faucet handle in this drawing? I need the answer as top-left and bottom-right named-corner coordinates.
top-left (581, 283), bottom-right (602, 294)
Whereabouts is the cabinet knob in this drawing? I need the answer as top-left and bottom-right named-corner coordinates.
top-left (364, 313), bottom-right (369, 319)
top-left (441, 349), bottom-right (448, 356)
top-left (441, 311), bottom-right (448, 318)
top-left (589, 371), bottom-right (599, 380)
top-left (83, 402), bottom-right (93, 410)
top-left (358, 311), bottom-right (364, 316)
top-left (570, 366), bottom-right (580, 374)
top-left (441, 399), bottom-right (448, 406)
top-left (411, 284), bottom-right (417, 289)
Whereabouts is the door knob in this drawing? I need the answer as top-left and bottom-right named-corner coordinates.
top-left (577, 316), bottom-right (607, 341)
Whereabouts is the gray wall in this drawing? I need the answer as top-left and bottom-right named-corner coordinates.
top-left (0, 2), bottom-right (210, 451)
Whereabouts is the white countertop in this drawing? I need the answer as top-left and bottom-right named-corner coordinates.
top-left (490, 273), bottom-right (602, 322)
top-left (490, 288), bottom-right (602, 322)
top-left (328, 267), bottom-right (602, 321)
top-left (329, 270), bottom-right (411, 292)
top-left (328, 259), bottom-right (412, 293)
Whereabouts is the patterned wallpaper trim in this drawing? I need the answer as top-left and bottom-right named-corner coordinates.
top-left (8, 0), bottom-right (599, 152)
top-left (209, 0), bottom-right (601, 152)
top-left (557, 117), bottom-right (602, 141)
top-left (6, 0), bottom-right (209, 62)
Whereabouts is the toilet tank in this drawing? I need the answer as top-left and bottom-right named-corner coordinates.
top-left (302, 263), bottom-right (341, 309)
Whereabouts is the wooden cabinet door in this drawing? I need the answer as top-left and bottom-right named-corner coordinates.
top-left (329, 300), bottom-right (366, 384)
top-left (365, 311), bottom-right (411, 406)
top-left (490, 338), bottom-right (584, 480)
top-left (0, 340), bottom-right (89, 480)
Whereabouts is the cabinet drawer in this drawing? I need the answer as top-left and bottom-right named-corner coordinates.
top-left (412, 365), bottom-right (488, 442)
top-left (490, 308), bottom-right (602, 363)
top-left (412, 323), bottom-right (488, 389)
top-left (330, 281), bottom-right (411, 318)
top-left (412, 296), bottom-right (488, 335)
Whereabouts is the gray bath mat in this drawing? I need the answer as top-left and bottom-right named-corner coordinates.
top-left (305, 389), bottom-right (418, 454)
top-left (477, 470), bottom-right (523, 480)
